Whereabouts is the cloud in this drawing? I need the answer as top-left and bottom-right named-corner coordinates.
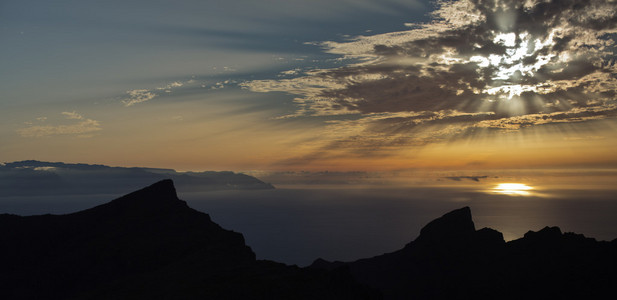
top-left (61, 111), bottom-right (84, 120)
top-left (279, 68), bottom-right (303, 77)
top-left (210, 80), bottom-right (238, 90)
top-left (445, 176), bottom-right (488, 182)
top-left (243, 0), bottom-right (617, 156)
top-left (17, 112), bottom-right (102, 138)
top-left (157, 81), bottom-right (184, 90)
top-left (122, 89), bottom-right (157, 107)
top-left (122, 80), bottom-right (195, 106)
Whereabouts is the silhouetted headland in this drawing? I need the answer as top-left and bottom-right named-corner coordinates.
top-left (1, 180), bottom-right (615, 299)
top-left (0, 180), bottom-right (376, 299)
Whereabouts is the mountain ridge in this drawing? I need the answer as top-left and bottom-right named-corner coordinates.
top-left (0, 179), bottom-right (377, 299)
top-left (312, 206), bottom-right (617, 299)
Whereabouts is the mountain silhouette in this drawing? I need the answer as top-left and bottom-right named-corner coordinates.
top-left (0, 180), bottom-right (377, 299)
top-left (311, 207), bottom-right (617, 299)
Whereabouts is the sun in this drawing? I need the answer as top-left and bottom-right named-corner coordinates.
top-left (494, 183), bottom-right (533, 196)
top-left (469, 31), bottom-right (558, 100)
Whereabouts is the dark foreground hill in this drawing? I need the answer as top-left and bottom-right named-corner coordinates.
top-left (312, 207), bottom-right (617, 300)
top-left (0, 180), bottom-right (377, 299)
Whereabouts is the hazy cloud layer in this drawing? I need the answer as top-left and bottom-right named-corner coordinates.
top-left (17, 111), bottom-right (102, 138)
top-left (243, 0), bottom-right (617, 156)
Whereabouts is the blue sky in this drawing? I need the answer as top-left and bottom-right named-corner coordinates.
top-left (1, 0), bottom-right (428, 106)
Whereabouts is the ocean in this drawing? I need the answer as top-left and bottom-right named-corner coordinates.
top-left (3, 183), bottom-right (617, 266)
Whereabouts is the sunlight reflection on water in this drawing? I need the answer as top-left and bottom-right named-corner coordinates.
top-left (492, 183), bottom-right (534, 196)
top-left (179, 185), bottom-right (617, 266)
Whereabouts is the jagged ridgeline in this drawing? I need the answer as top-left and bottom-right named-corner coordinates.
top-left (1, 180), bottom-right (616, 299)
top-left (312, 207), bottom-right (617, 300)
top-left (0, 160), bottom-right (274, 196)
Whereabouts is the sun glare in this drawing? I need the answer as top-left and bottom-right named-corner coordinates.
top-left (469, 30), bottom-right (558, 100)
top-left (494, 183), bottom-right (533, 196)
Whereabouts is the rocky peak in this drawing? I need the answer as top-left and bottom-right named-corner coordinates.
top-left (414, 206), bottom-right (476, 245)
top-left (82, 179), bottom-right (186, 217)
top-left (523, 226), bottom-right (562, 240)
top-left (122, 178), bottom-right (179, 200)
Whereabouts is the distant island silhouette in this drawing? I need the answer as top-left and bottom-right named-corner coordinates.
top-left (0, 160), bottom-right (274, 197)
top-left (1, 180), bottom-right (615, 299)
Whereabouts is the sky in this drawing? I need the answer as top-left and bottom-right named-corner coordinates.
top-left (2, 0), bottom-right (617, 173)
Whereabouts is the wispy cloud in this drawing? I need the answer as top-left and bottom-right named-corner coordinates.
top-left (156, 81), bottom-right (184, 90)
top-left (18, 111), bottom-right (102, 138)
top-left (122, 81), bottom-right (189, 106)
top-left (122, 89), bottom-right (157, 107)
top-left (243, 0), bottom-right (617, 156)
top-left (61, 111), bottom-right (85, 120)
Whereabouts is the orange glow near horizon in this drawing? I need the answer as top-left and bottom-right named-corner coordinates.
top-left (5, 103), bottom-right (617, 173)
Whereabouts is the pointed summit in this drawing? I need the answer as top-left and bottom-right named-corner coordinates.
top-left (415, 206), bottom-right (475, 245)
top-left (86, 179), bottom-right (185, 216)
top-left (123, 178), bottom-right (179, 201)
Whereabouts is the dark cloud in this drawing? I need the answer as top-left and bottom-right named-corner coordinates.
top-left (244, 0), bottom-right (617, 156)
top-left (445, 176), bottom-right (488, 182)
